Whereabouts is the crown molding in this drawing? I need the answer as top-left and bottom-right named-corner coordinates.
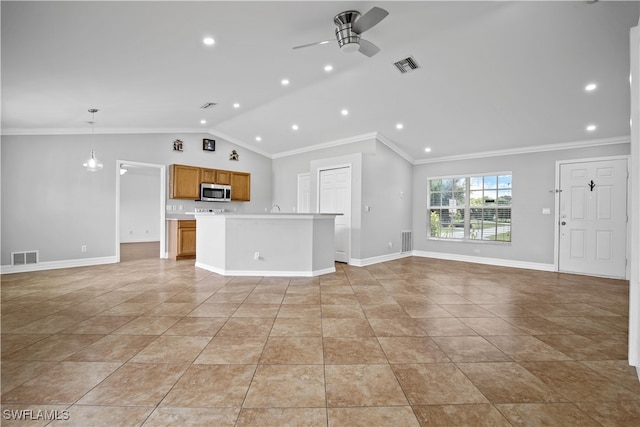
top-left (271, 132), bottom-right (378, 159)
top-left (206, 128), bottom-right (272, 159)
top-left (3, 127), bottom-right (629, 165)
top-left (413, 135), bottom-right (631, 164)
top-left (0, 127), bottom-right (207, 136)
top-left (1, 127), bottom-right (273, 159)
top-left (374, 132), bottom-right (415, 164)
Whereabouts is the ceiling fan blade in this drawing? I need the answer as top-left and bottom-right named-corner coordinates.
top-left (352, 7), bottom-right (388, 34)
top-left (358, 39), bottom-right (380, 57)
top-left (292, 40), bottom-right (333, 50)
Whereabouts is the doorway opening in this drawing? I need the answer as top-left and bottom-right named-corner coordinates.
top-left (115, 161), bottom-right (166, 262)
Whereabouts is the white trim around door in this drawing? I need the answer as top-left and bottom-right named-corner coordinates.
top-left (115, 160), bottom-right (167, 262)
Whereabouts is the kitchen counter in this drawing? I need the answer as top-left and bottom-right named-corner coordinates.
top-left (194, 212), bottom-right (338, 277)
top-left (166, 214), bottom-right (195, 221)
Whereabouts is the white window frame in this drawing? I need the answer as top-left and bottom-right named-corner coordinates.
top-left (427, 171), bottom-right (512, 244)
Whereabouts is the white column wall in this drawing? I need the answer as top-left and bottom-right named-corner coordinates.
top-left (628, 22), bottom-right (639, 375)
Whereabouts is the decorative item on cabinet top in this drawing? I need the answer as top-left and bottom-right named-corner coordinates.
top-left (173, 139), bottom-right (184, 152)
top-left (229, 150), bottom-right (239, 161)
top-left (203, 139), bottom-right (215, 151)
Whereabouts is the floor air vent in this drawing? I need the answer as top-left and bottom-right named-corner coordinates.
top-left (11, 251), bottom-right (39, 266)
top-left (394, 56), bottom-right (420, 74)
top-left (401, 231), bottom-right (413, 253)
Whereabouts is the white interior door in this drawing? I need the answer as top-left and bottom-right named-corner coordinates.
top-left (319, 167), bottom-right (351, 263)
top-left (558, 158), bottom-right (628, 278)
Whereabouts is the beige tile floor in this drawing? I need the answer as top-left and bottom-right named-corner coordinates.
top-left (1, 257), bottom-right (639, 426)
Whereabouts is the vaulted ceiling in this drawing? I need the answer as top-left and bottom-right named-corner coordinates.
top-left (2, 1), bottom-right (638, 161)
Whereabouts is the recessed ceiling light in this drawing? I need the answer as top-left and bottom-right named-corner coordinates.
top-left (291, 124), bottom-right (299, 131)
top-left (200, 119), bottom-right (207, 124)
top-left (586, 124), bottom-right (597, 131)
top-left (281, 79), bottom-right (290, 86)
top-left (233, 103), bottom-right (240, 108)
top-left (203, 37), bottom-right (215, 46)
top-left (255, 136), bottom-right (262, 142)
top-left (396, 123), bottom-right (404, 130)
top-left (324, 65), bottom-right (333, 72)
top-left (585, 83), bottom-right (597, 91)
top-left (341, 109), bottom-right (349, 116)
top-left (424, 147), bottom-right (431, 152)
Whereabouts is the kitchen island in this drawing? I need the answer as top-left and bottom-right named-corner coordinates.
top-left (194, 212), bottom-right (338, 277)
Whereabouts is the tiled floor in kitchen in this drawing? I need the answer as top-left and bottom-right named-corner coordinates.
top-left (1, 256), bottom-right (639, 426)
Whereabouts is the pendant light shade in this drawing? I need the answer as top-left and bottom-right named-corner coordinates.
top-left (83, 108), bottom-right (103, 172)
top-left (83, 149), bottom-right (103, 171)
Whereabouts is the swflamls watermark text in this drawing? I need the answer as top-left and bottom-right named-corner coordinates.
top-left (2, 409), bottom-right (70, 421)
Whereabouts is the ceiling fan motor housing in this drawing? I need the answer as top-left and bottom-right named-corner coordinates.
top-left (334, 10), bottom-right (361, 53)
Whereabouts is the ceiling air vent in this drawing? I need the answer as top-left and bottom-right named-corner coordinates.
top-left (200, 102), bottom-right (217, 109)
top-left (394, 56), bottom-right (420, 74)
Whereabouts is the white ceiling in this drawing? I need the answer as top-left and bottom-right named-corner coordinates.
top-left (2, 1), bottom-right (638, 162)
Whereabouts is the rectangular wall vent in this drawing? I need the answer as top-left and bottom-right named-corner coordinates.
top-left (401, 231), bottom-right (413, 253)
top-left (394, 56), bottom-right (421, 74)
top-left (200, 102), bottom-right (217, 109)
top-left (11, 251), bottom-right (39, 266)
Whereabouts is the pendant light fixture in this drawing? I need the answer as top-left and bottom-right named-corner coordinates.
top-left (82, 108), bottom-right (103, 172)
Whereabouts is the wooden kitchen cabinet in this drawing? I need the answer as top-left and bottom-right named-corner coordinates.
top-left (167, 220), bottom-right (196, 259)
top-left (201, 168), bottom-right (231, 185)
top-left (201, 168), bottom-right (217, 184)
top-left (216, 170), bottom-right (232, 185)
top-left (170, 164), bottom-right (201, 199)
top-left (169, 163), bottom-right (250, 201)
top-left (231, 172), bottom-right (251, 201)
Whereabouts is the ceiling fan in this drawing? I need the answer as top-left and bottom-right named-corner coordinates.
top-left (293, 7), bottom-right (389, 57)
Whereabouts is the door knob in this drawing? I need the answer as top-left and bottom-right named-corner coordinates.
top-left (561, 221), bottom-right (566, 225)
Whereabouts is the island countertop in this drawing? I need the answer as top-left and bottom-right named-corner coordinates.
top-left (194, 212), bottom-right (338, 277)
top-left (194, 212), bottom-right (340, 219)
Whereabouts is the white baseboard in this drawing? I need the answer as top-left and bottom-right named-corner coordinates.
top-left (194, 261), bottom-right (335, 277)
top-left (349, 252), bottom-right (413, 267)
top-left (411, 250), bottom-right (556, 272)
top-left (0, 256), bottom-right (118, 275)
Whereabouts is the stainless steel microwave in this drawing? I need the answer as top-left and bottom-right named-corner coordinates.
top-left (200, 183), bottom-right (231, 202)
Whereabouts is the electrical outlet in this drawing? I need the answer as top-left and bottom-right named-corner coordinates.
top-left (388, 242), bottom-right (393, 248)
top-left (81, 245), bottom-right (87, 252)
top-left (254, 252), bottom-right (260, 260)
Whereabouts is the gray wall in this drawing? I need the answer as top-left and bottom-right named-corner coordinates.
top-left (412, 142), bottom-right (631, 265)
top-left (360, 141), bottom-right (413, 260)
top-left (271, 137), bottom-right (413, 263)
top-left (0, 132), bottom-right (272, 265)
top-left (272, 138), bottom-right (375, 213)
top-left (1, 129), bottom-right (628, 269)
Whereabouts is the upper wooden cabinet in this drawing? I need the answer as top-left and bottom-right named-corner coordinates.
top-left (216, 170), bottom-right (232, 185)
top-left (201, 168), bottom-right (217, 184)
top-left (170, 164), bottom-right (201, 199)
top-left (231, 172), bottom-right (251, 201)
top-left (170, 164), bottom-right (250, 201)
top-left (201, 168), bottom-right (231, 185)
